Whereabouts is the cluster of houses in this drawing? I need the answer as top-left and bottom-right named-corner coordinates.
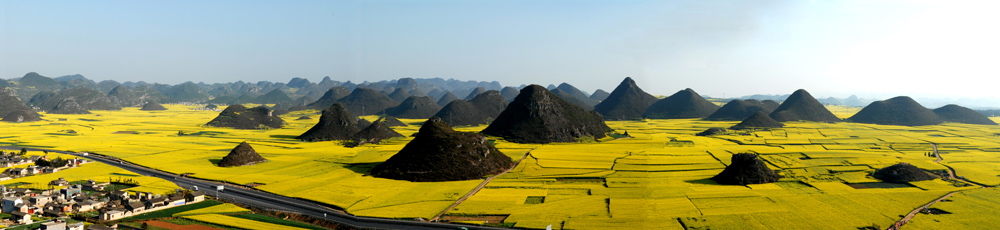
top-left (1, 178), bottom-right (205, 228)
top-left (0, 153), bottom-right (89, 181)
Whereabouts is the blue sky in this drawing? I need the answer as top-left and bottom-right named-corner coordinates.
top-left (2, 0), bottom-right (999, 100)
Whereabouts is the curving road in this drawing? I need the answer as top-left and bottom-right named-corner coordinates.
top-left (1, 146), bottom-right (510, 230)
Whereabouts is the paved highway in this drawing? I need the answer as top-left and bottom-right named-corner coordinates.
top-left (1, 146), bottom-right (510, 230)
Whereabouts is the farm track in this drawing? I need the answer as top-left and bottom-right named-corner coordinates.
top-left (888, 143), bottom-right (988, 230)
top-left (430, 151), bottom-right (533, 222)
top-left (0, 146), bottom-right (512, 230)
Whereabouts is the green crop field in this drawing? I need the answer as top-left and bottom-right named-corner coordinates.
top-left (2, 104), bottom-right (998, 229)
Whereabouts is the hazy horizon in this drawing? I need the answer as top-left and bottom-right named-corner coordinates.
top-left (3, 0), bottom-right (999, 103)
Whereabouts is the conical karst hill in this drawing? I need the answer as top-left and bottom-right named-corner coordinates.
top-left (761, 100), bottom-right (780, 111)
top-left (205, 105), bottom-right (284, 129)
top-left (872, 163), bottom-right (936, 183)
top-left (463, 87), bottom-right (488, 101)
top-left (768, 89), bottom-right (841, 123)
top-left (40, 87), bottom-right (120, 113)
top-left (481, 85), bottom-right (612, 143)
top-left (643, 88), bottom-right (719, 119)
top-left (255, 88), bottom-right (293, 104)
top-left (556, 83), bottom-right (600, 107)
top-left (0, 88), bottom-right (41, 121)
top-left (384, 96), bottom-right (442, 119)
top-left (50, 98), bottom-right (91, 114)
top-left (589, 89), bottom-right (610, 101)
top-left (2, 110), bottom-right (42, 123)
top-left (140, 101), bottom-right (167, 111)
top-left (369, 117), bottom-right (513, 182)
top-left (500, 87), bottom-right (520, 102)
top-left (382, 116), bottom-right (408, 126)
top-left (436, 91), bottom-right (460, 106)
top-left (848, 96), bottom-right (942, 126)
top-left (730, 111), bottom-right (784, 130)
top-left (297, 103), bottom-right (361, 141)
top-left (933, 104), bottom-right (997, 125)
top-left (705, 99), bottom-right (776, 121)
top-left (352, 118), bottom-right (404, 144)
top-left (335, 88), bottom-right (400, 116)
top-left (306, 86), bottom-right (351, 110)
top-left (432, 90), bottom-right (508, 127)
top-left (107, 85), bottom-right (141, 107)
top-left (593, 77), bottom-right (658, 120)
top-left (712, 153), bottom-right (781, 185)
top-left (218, 141), bottom-right (268, 167)
top-left (387, 87), bottom-right (411, 103)
top-left (356, 118), bottom-right (372, 130)
top-left (551, 88), bottom-right (594, 111)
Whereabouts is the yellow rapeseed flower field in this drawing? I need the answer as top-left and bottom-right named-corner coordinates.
top-left (3, 104), bottom-right (999, 229)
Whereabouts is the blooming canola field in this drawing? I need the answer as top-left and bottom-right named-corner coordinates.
top-left (2, 104), bottom-right (999, 229)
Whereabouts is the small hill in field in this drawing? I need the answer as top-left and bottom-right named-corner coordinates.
top-left (848, 96), bottom-right (942, 126)
top-left (768, 89), bottom-right (841, 123)
top-left (369, 117), bottom-right (513, 182)
top-left (593, 77), bottom-right (658, 120)
top-left (336, 88), bottom-right (400, 116)
top-left (382, 116), bottom-right (407, 126)
top-left (933, 104), bottom-right (997, 125)
top-left (0, 88), bottom-right (39, 120)
top-left (436, 91), bottom-right (460, 106)
top-left (589, 89), bottom-right (610, 101)
top-left (297, 103), bottom-right (361, 141)
top-left (696, 127), bottom-right (726, 136)
top-left (356, 118), bottom-right (372, 130)
top-left (385, 96), bottom-right (442, 119)
top-left (643, 88), bottom-right (719, 119)
top-left (352, 118), bottom-right (404, 144)
top-left (217, 141), bottom-right (267, 167)
top-left (712, 153), bottom-right (781, 185)
top-left (140, 101), bottom-right (167, 111)
top-left (205, 105), bottom-right (284, 129)
top-left (730, 111), bottom-right (784, 130)
top-left (872, 163), bottom-right (936, 183)
top-left (306, 86), bottom-right (351, 110)
top-left (433, 90), bottom-right (508, 127)
top-left (2, 110), bottom-right (42, 123)
top-left (482, 85), bottom-right (611, 143)
top-left (705, 99), bottom-right (777, 121)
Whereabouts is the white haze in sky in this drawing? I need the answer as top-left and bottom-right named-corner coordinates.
top-left (1, 0), bottom-right (998, 104)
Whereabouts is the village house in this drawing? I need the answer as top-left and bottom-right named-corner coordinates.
top-left (2, 196), bottom-right (23, 213)
top-left (83, 180), bottom-right (106, 191)
top-left (186, 191), bottom-right (206, 202)
top-left (99, 209), bottom-right (125, 221)
top-left (29, 195), bottom-right (51, 207)
top-left (42, 167), bottom-right (59, 174)
top-left (66, 222), bottom-right (85, 230)
top-left (124, 201), bottom-right (145, 214)
top-left (49, 178), bottom-right (70, 187)
top-left (10, 211), bottom-right (31, 224)
top-left (40, 220), bottom-right (66, 230)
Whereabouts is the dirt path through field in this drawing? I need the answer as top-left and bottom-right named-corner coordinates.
top-left (144, 220), bottom-right (226, 230)
top-left (430, 151), bottom-right (533, 222)
top-left (888, 143), bottom-right (988, 230)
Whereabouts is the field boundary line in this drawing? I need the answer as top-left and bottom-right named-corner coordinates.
top-left (429, 150), bottom-right (533, 222)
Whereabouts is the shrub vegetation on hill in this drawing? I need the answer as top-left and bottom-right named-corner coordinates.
top-left (482, 85), bottom-right (611, 143)
top-left (369, 117), bottom-right (513, 182)
top-left (848, 96), bottom-right (942, 126)
top-left (593, 77), bottom-right (658, 120)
